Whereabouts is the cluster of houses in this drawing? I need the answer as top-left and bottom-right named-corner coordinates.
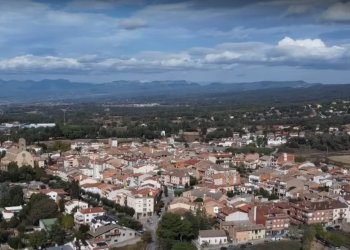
top-left (2, 136), bottom-right (350, 249)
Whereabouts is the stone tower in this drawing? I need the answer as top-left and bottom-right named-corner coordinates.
top-left (18, 138), bottom-right (26, 152)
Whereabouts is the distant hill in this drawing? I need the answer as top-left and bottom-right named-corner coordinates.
top-left (2, 79), bottom-right (350, 106)
top-left (0, 79), bottom-right (322, 104)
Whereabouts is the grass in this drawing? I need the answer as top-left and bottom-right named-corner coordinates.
top-left (328, 231), bottom-right (350, 249)
top-left (110, 241), bottom-right (147, 250)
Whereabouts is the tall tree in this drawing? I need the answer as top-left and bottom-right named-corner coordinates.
top-left (28, 231), bottom-right (47, 249)
top-left (21, 194), bottom-right (58, 225)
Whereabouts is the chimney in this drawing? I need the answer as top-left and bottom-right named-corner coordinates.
top-left (284, 153), bottom-right (287, 162)
top-left (254, 205), bottom-right (257, 222)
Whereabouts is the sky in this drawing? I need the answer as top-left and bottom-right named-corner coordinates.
top-left (0, 0), bottom-right (350, 84)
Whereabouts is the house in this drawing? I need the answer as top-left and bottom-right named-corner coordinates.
top-left (198, 230), bottom-right (228, 246)
top-left (168, 197), bottom-right (193, 214)
top-left (182, 131), bottom-right (201, 142)
top-left (127, 187), bottom-right (160, 219)
top-left (244, 153), bottom-right (260, 169)
top-left (40, 189), bottom-right (67, 202)
top-left (65, 199), bottom-right (89, 214)
top-left (250, 204), bottom-right (290, 239)
top-left (161, 169), bottom-right (190, 189)
top-left (0, 206), bottom-right (22, 221)
top-left (74, 207), bottom-right (105, 224)
top-left (88, 224), bottom-right (138, 246)
top-left (289, 200), bottom-right (348, 227)
top-left (221, 221), bottom-right (265, 244)
top-left (276, 153), bottom-right (295, 166)
top-left (90, 214), bottom-right (119, 230)
top-left (217, 207), bottom-right (249, 222)
top-left (203, 199), bottom-right (224, 217)
top-left (208, 153), bottom-right (232, 167)
top-left (133, 164), bottom-right (158, 174)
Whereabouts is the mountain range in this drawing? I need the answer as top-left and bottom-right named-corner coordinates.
top-left (0, 79), bottom-right (348, 104)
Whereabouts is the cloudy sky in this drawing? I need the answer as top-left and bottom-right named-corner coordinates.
top-left (1, 0), bottom-right (350, 83)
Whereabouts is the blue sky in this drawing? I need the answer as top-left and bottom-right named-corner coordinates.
top-left (0, 0), bottom-right (350, 83)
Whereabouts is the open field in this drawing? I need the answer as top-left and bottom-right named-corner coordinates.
top-left (328, 155), bottom-right (350, 167)
top-left (245, 240), bottom-right (302, 250)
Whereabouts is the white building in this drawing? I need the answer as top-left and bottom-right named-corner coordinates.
top-left (65, 199), bottom-right (89, 214)
top-left (1, 206), bottom-right (22, 221)
top-left (40, 189), bottom-right (66, 202)
top-left (133, 164), bottom-right (158, 174)
top-left (127, 188), bottom-right (159, 219)
top-left (198, 230), bottom-right (228, 246)
top-left (267, 137), bottom-right (287, 146)
top-left (74, 207), bottom-right (105, 225)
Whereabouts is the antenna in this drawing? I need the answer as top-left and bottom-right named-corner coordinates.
top-left (61, 109), bottom-right (67, 126)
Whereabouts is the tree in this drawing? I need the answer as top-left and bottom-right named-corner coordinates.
top-left (0, 229), bottom-right (10, 244)
top-left (268, 193), bottom-right (279, 200)
top-left (49, 222), bottom-right (66, 245)
top-left (21, 193), bottom-right (58, 225)
top-left (171, 242), bottom-right (197, 250)
top-left (189, 176), bottom-right (197, 186)
top-left (60, 214), bottom-right (74, 230)
top-left (0, 150), bottom-right (5, 165)
top-left (164, 186), bottom-right (168, 197)
top-left (226, 190), bottom-right (234, 198)
top-left (8, 216), bottom-right (20, 228)
top-left (69, 180), bottom-right (80, 199)
top-left (58, 198), bottom-right (65, 213)
top-left (52, 141), bottom-right (70, 152)
top-left (119, 216), bottom-right (143, 231)
top-left (321, 165), bottom-right (328, 173)
top-left (7, 237), bottom-right (22, 249)
top-left (157, 213), bottom-right (195, 249)
top-left (75, 224), bottom-right (90, 240)
top-left (194, 197), bottom-right (203, 202)
top-left (28, 230), bottom-right (47, 249)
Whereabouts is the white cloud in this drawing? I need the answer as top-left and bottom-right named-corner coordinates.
top-left (0, 55), bottom-right (82, 72)
top-left (276, 36), bottom-right (346, 60)
top-left (323, 2), bottom-right (350, 22)
top-left (0, 37), bottom-right (348, 74)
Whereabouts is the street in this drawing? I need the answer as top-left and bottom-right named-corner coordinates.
top-left (144, 188), bottom-right (174, 250)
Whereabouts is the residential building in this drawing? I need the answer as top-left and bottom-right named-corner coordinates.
top-left (88, 224), bottom-right (138, 246)
top-left (198, 230), bottom-right (228, 246)
top-left (74, 207), bottom-right (105, 224)
top-left (221, 221), bottom-right (265, 244)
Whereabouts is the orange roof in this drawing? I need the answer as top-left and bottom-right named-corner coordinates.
top-left (40, 189), bottom-right (67, 195)
top-left (80, 207), bottom-right (104, 214)
top-left (238, 204), bottom-right (252, 213)
top-left (81, 183), bottom-right (102, 188)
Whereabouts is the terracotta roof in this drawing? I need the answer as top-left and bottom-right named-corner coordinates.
top-left (80, 207), bottom-right (105, 214)
top-left (199, 230), bottom-right (226, 238)
top-left (40, 189), bottom-right (67, 195)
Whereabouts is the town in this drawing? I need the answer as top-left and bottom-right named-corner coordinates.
top-left (1, 111), bottom-right (350, 250)
top-left (1, 0), bottom-right (350, 249)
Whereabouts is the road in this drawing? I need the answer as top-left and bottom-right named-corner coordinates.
top-left (144, 188), bottom-right (174, 250)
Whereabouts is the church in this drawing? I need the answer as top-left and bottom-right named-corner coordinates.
top-left (0, 138), bottom-right (35, 170)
